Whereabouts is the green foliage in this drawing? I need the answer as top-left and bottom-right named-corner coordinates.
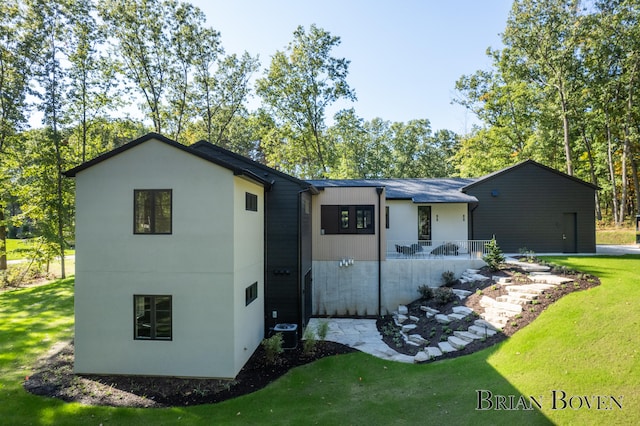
top-left (316, 320), bottom-right (330, 341)
top-left (483, 237), bottom-right (505, 271)
top-left (302, 326), bottom-right (316, 356)
top-left (261, 333), bottom-right (284, 364)
top-left (441, 270), bottom-right (456, 286)
top-left (417, 284), bottom-right (434, 301)
top-left (433, 287), bottom-right (456, 306)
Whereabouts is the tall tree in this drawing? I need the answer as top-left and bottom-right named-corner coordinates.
top-left (0, 0), bottom-right (38, 273)
top-left (256, 24), bottom-right (356, 178)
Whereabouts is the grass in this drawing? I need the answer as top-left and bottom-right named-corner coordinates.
top-left (4, 239), bottom-right (75, 261)
top-left (596, 226), bottom-right (636, 245)
top-left (1, 255), bottom-right (639, 424)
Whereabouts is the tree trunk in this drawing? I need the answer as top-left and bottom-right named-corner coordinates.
top-left (559, 90), bottom-right (573, 176)
top-left (605, 111), bottom-right (620, 225)
top-left (580, 125), bottom-right (602, 221)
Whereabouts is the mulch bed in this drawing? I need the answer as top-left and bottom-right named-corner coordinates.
top-left (24, 340), bottom-right (356, 408)
top-left (377, 260), bottom-right (601, 361)
top-left (24, 258), bottom-right (600, 408)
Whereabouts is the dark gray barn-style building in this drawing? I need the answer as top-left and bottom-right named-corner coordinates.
top-left (191, 142), bottom-right (317, 334)
top-left (462, 160), bottom-right (598, 253)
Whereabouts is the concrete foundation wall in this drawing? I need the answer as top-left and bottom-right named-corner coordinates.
top-left (312, 258), bottom-right (486, 315)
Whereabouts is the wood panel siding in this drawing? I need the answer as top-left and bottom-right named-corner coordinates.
top-left (312, 187), bottom-right (386, 261)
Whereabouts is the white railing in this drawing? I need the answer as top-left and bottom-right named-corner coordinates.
top-left (387, 240), bottom-right (492, 259)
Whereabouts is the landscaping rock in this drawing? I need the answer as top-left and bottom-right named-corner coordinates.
top-left (438, 341), bottom-right (457, 353)
top-left (398, 305), bottom-right (408, 315)
top-left (396, 314), bottom-right (408, 323)
top-left (414, 351), bottom-right (431, 363)
top-left (409, 334), bottom-right (428, 345)
top-left (447, 336), bottom-right (470, 349)
top-left (425, 346), bottom-right (443, 358)
top-left (453, 331), bottom-right (482, 342)
top-left (474, 319), bottom-right (500, 332)
top-left (401, 324), bottom-right (417, 332)
top-left (434, 314), bottom-right (451, 324)
top-left (422, 307), bottom-right (440, 315)
top-left (409, 315), bottom-right (420, 322)
top-left (452, 306), bottom-right (473, 316)
top-left (447, 313), bottom-right (467, 321)
top-left (468, 325), bottom-right (497, 337)
top-left (452, 289), bottom-right (472, 299)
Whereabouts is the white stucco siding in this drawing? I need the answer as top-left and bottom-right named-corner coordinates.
top-left (232, 177), bottom-right (265, 374)
top-left (74, 138), bottom-right (247, 378)
top-left (386, 200), bottom-right (468, 242)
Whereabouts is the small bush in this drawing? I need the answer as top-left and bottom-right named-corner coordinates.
top-left (433, 287), bottom-right (456, 305)
top-left (417, 284), bottom-right (434, 300)
top-left (262, 333), bottom-right (284, 364)
top-left (442, 270), bottom-right (456, 286)
top-left (302, 327), bottom-right (317, 356)
top-left (483, 237), bottom-right (505, 271)
top-left (316, 320), bottom-right (329, 341)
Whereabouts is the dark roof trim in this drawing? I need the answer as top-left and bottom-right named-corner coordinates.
top-left (461, 159), bottom-right (600, 191)
top-left (63, 132), bottom-right (272, 189)
top-left (191, 140), bottom-right (318, 193)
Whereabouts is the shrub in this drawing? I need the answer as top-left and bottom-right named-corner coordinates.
top-left (433, 287), bottom-right (456, 305)
top-left (316, 320), bottom-right (330, 341)
top-left (483, 237), bottom-right (505, 271)
top-left (262, 333), bottom-right (284, 364)
top-left (302, 326), bottom-right (317, 356)
top-left (441, 270), bottom-right (456, 286)
top-left (417, 284), bottom-right (434, 300)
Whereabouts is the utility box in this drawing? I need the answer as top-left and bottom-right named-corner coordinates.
top-left (273, 323), bottom-right (298, 349)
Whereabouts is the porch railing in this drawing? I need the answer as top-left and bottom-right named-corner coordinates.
top-left (387, 240), bottom-right (492, 259)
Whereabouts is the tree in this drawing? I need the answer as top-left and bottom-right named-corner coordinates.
top-left (0, 0), bottom-right (39, 273)
top-left (256, 24), bottom-right (356, 178)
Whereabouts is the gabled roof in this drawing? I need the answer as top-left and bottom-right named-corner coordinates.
top-left (461, 159), bottom-right (599, 191)
top-left (307, 178), bottom-right (479, 203)
top-left (191, 140), bottom-right (317, 192)
top-left (63, 133), bottom-right (272, 189)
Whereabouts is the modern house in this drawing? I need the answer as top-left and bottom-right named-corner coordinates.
top-left (64, 133), bottom-right (271, 379)
top-left (189, 141), bottom-right (317, 335)
top-left (65, 133), bottom-right (597, 378)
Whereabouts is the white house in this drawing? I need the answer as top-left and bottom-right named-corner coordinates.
top-left (65, 133), bottom-right (270, 379)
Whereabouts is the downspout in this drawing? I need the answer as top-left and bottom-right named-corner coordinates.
top-left (376, 187), bottom-right (384, 315)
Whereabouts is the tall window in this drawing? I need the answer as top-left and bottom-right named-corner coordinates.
top-left (321, 205), bottom-right (375, 234)
top-left (418, 206), bottom-right (431, 240)
top-left (245, 282), bottom-right (258, 306)
top-left (245, 192), bottom-right (258, 211)
top-left (134, 295), bottom-right (172, 340)
top-left (134, 189), bottom-right (172, 234)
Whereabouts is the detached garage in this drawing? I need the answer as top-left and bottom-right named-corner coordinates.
top-left (462, 160), bottom-right (598, 253)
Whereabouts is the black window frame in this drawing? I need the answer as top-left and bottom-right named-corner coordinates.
top-left (134, 189), bottom-right (172, 234)
top-left (321, 204), bottom-right (375, 235)
top-left (245, 282), bottom-right (258, 306)
top-left (245, 192), bottom-right (258, 212)
top-left (134, 295), bottom-right (172, 341)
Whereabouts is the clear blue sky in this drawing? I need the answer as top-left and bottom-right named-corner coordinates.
top-left (191, 0), bottom-right (514, 134)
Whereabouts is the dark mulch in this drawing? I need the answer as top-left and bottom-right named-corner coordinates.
top-left (24, 340), bottom-right (356, 408)
top-left (377, 260), bottom-right (601, 362)
top-left (24, 259), bottom-right (600, 408)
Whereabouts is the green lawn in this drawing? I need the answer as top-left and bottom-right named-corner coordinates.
top-left (5, 239), bottom-right (75, 261)
top-left (1, 256), bottom-right (639, 425)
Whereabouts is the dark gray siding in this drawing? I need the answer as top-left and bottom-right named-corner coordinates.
top-left (464, 162), bottom-right (596, 253)
top-left (191, 143), bottom-right (313, 335)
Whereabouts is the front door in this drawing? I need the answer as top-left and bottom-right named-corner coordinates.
top-left (562, 212), bottom-right (577, 253)
top-left (418, 206), bottom-right (432, 241)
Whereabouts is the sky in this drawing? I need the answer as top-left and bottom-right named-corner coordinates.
top-left (190, 0), bottom-right (514, 134)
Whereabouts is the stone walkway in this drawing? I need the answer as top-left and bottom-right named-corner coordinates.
top-left (307, 259), bottom-right (578, 364)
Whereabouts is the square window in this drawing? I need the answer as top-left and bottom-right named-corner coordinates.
top-left (134, 295), bottom-right (172, 340)
top-left (134, 190), bottom-right (172, 234)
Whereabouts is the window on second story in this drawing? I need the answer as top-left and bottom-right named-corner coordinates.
top-left (134, 189), bottom-right (172, 234)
